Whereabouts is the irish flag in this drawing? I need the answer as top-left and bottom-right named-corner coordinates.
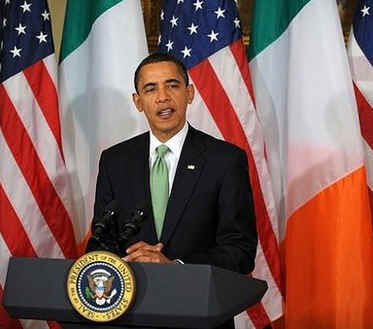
top-left (59, 0), bottom-right (148, 249)
top-left (249, 0), bottom-right (373, 328)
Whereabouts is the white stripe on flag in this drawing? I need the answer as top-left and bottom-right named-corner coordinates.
top-left (187, 84), bottom-right (224, 140)
top-left (348, 26), bottom-right (373, 208)
top-left (253, 241), bottom-right (283, 320)
top-left (0, 234), bottom-right (11, 286)
top-left (363, 139), bottom-right (373, 190)
top-left (348, 33), bottom-right (373, 107)
top-left (208, 46), bottom-right (283, 324)
top-left (20, 319), bottom-right (50, 329)
top-left (0, 130), bottom-right (64, 258)
top-left (235, 311), bottom-right (256, 329)
top-left (43, 54), bottom-right (58, 90)
top-left (3, 73), bottom-right (72, 216)
top-left (209, 48), bottom-right (280, 241)
top-left (209, 47), bottom-right (256, 125)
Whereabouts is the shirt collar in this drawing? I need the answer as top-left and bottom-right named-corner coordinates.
top-left (150, 122), bottom-right (189, 158)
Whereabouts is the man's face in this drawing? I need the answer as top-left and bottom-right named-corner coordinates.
top-left (133, 61), bottom-right (194, 142)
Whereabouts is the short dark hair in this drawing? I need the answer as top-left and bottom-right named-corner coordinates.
top-left (134, 53), bottom-right (189, 93)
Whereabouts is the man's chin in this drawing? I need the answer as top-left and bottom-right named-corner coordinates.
top-left (152, 123), bottom-right (184, 141)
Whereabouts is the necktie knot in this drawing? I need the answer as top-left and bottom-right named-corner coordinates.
top-left (156, 144), bottom-right (169, 158)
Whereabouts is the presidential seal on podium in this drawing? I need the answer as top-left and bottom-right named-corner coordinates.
top-left (67, 251), bottom-right (136, 322)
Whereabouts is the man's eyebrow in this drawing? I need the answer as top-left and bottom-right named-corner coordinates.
top-left (165, 78), bottom-right (181, 84)
top-left (142, 82), bottom-right (156, 90)
top-left (142, 79), bottom-right (181, 90)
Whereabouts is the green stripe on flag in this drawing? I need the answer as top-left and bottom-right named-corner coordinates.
top-left (60, 0), bottom-right (122, 62)
top-left (249, 0), bottom-right (311, 60)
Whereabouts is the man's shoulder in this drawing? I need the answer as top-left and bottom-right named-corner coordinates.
top-left (101, 131), bottom-right (149, 158)
top-left (190, 126), bottom-right (245, 156)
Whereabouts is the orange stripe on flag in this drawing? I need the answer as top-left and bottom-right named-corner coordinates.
top-left (283, 166), bottom-right (373, 329)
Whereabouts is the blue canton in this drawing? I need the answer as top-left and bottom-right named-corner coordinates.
top-left (0, 0), bottom-right (54, 83)
top-left (158, 0), bottom-right (242, 69)
top-left (353, 0), bottom-right (373, 67)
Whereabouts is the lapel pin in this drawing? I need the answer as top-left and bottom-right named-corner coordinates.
top-left (187, 165), bottom-right (195, 170)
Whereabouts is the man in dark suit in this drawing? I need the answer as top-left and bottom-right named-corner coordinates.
top-left (88, 53), bottom-right (257, 275)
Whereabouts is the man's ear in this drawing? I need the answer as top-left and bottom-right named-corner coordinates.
top-left (186, 84), bottom-right (195, 104)
top-left (132, 93), bottom-right (143, 112)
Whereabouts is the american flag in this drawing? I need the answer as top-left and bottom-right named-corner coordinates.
top-left (159, 0), bottom-right (283, 328)
top-left (0, 1), bottom-right (76, 328)
top-left (348, 0), bottom-right (373, 213)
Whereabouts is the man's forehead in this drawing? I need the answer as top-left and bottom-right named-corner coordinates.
top-left (138, 62), bottom-right (183, 84)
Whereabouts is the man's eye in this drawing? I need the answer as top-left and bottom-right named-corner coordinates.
top-left (144, 87), bottom-right (154, 93)
top-left (168, 84), bottom-right (179, 89)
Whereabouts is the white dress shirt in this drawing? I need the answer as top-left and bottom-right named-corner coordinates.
top-left (149, 122), bottom-right (189, 196)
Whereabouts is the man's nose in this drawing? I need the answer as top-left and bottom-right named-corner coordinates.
top-left (156, 87), bottom-right (170, 102)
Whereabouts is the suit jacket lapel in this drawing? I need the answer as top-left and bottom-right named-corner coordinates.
top-left (129, 132), bottom-right (158, 244)
top-left (161, 127), bottom-right (205, 245)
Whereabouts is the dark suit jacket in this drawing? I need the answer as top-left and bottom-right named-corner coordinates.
top-left (88, 125), bottom-right (257, 274)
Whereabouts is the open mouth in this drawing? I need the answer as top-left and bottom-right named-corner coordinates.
top-left (157, 108), bottom-right (174, 118)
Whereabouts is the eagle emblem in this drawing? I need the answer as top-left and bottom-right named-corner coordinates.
top-left (85, 269), bottom-right (117, 306)
top-left (67, 251), bottom-right (136, 322)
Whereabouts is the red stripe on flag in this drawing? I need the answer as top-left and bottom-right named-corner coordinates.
top-left (229, 39), bottom-right (256, 107)
top-left (0, 286), bottom-right (23, 329)
top-left (229, 40), bottom-right (269, 163)
top-left (246, 302), bottom-right (272, 329)
top-left (189, 59), bottom-right (248, 147)
top-left (354, 83), bottom-right (373, 224)
top-left (0, 85), bottom-right (76, 258)
top-left (354, 83), bottom-right (373, 150)
top-left (0, 183), bottom-right (37, 257)
top-left (23, 61), bottom-right (64, 160)
top-left (189, 59), bottom-right (283, 294)
top-left (0, 183), bottom-right (61, 329)
top-left (47, 321), bottom-right (63, 329)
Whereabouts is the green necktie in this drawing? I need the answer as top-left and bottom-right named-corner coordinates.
top-left (150, 144), bottom-right (169, 239)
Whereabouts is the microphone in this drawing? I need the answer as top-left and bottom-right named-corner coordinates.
top-left (92, 200), bottom-right (119, 241)
top-left (118, 207), bottom-right (147, 244)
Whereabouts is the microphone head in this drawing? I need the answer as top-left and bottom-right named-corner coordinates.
top-left (131, 208), bottom-right (145, 223)
top-left (93, 200), bottom-right (120, 237)
top-left (103, 199), bottom-right (119, 217)
top-left (118, 205), bottom-right (147, 244)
